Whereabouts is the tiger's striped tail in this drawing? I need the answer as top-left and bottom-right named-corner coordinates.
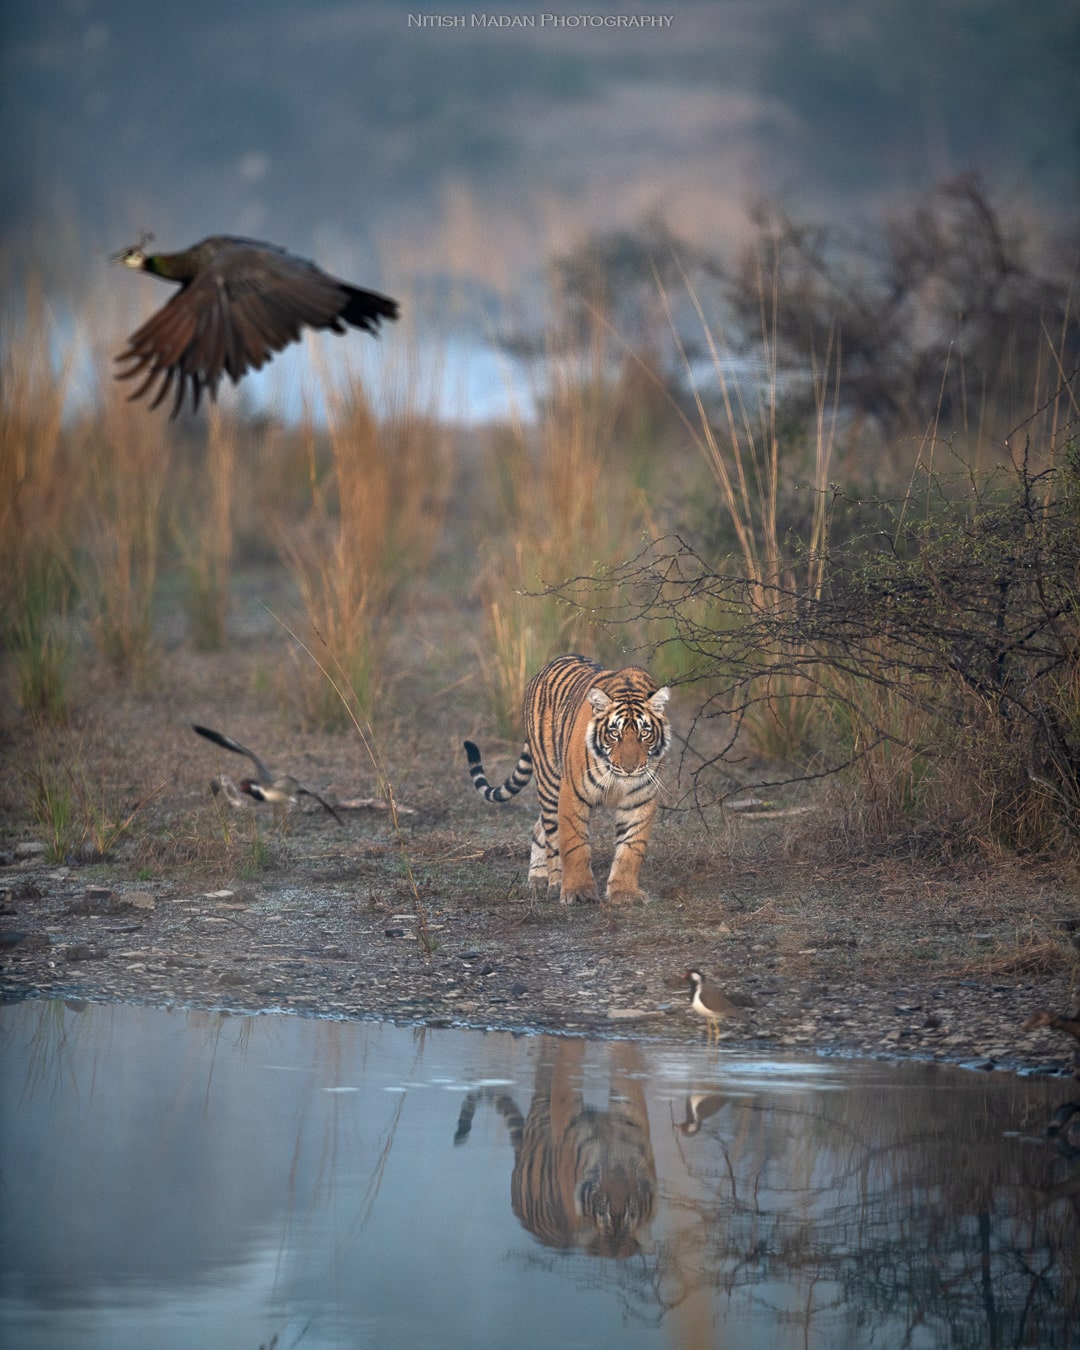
top-left (453, 1087), bottom-right (524, 1146)
top-left (464, 740), bottom-right (533, 802)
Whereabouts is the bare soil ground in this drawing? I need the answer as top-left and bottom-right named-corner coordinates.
top-left (2, 580), bottom-right (1078, 1078)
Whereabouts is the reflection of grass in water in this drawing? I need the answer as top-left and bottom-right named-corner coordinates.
top-left (662, 1063), bottom-right (1074, 1335)
top-left (16, 1002), bottom-right (141, 1110)
top-left (17, 999), bottom-right (76, 1100)
top-left (55, 1007), bottom-right (426, 1244)
top-left (184, 992), bottom-right (433, 1240)
top-left (354, 1078), bottom-right (408, 1232)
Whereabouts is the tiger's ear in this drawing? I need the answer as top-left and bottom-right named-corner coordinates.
top-left (587, 687), bottom-right (612, 715)
top-left (649, 687), bottom-right (670, 713)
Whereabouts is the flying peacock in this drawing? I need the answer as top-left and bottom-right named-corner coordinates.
top-left (113, 235), bottom-right (399, 417)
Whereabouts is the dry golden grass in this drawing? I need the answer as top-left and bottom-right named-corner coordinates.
top-left (178, 406), bottom-right (239, 651)
top-left (0, 279), bottom-right (87, 721)
top-left (978, 936), bottom-right (1074, 977)
top-left (277, 337), bottom-right (452, 726)
top-left (79, 380), bottom-right (173, 683)
top-left (0, 278), bottom-right (85, 720)
top-left (646, 263), bottom-right (842, 758)
top-left (473, 311), bottom-right (657, 728)
top-left (24, 723), bottom-right (170, 863)
top-left (0, 278), bottom-right (80, 591)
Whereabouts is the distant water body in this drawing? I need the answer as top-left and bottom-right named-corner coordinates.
top-left (53, 314), bottom-right (766, 428)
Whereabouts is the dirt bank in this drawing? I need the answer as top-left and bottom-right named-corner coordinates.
top-left (3, 801), bottom-right (1077, 1078)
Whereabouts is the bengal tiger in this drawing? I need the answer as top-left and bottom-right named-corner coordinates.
top-left (464, 654), bottom-right (670, 905)
top-left (453, 1039), bottom-right (656, 1260)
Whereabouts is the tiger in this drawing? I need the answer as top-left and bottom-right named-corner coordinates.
top-left (453, 1039), bottom-right (656, 1260)
top-left (464, 654), bottom-right (671, 905)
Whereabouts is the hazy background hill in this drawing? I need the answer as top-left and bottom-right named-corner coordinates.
top-left (3, 0), bottom-right (1077, 306)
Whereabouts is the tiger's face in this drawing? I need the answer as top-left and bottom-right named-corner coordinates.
top-left (578, 1170), bottom-right (656, 1259)
top-left (586, 686), bottom-right (670, 778)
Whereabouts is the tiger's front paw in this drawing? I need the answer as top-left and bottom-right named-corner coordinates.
top-left (559, 883), bottom-right (600, 905)
top-left (605, 886), bottom-right (650, 906)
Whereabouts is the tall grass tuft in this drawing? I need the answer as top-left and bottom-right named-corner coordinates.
top-left (27, 752), bottom-right (80, 862)
top-left (8, 560), bottom-right (74, 724)
top-left (810, 667), bottom-right (944, 850)
top-left (0, 275), bottom-right (81, 720)
top-left (278, 340), bottom-right (451, 727)
top-left (26, 731), bottom-right (169, 863)
top-left (477, 311), bottom-right (651, 728)
top-left (656, 259), bottom-right (839, 757)
top-left (274, 611), bottom-right (439, 953)
top-left (179, 406), bottom-right (238, 650)
top-left (478, 555), bottom-right (574, 738)
top-left (80, 380), bottom-right (172, 683)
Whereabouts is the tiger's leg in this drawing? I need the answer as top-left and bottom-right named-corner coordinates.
top-left (556, 779), bottom-right (599, 904)
top-left (529, 817), bottom-right (557, 890)
top-left (604, 797), bottom-right (657, 904)
top-left (549, 1038), bottom-right (586, 1135)
top-left (535, 777), bottom-right (564, 893)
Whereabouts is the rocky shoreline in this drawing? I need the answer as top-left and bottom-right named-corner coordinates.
top-left (3, 853), bottom-right (1077, 1081)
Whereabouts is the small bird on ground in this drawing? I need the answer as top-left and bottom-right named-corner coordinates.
top-left (192, 724), bottom-right (343, 826)
top-left (683, 969), bottom-right (740, 1044)
top-left (113, 235), bottom-right (399, 417)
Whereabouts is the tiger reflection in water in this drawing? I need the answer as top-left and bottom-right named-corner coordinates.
top-left (454, 1039), bottom-right (656, 1260)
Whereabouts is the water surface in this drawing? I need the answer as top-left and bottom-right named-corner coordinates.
top-left (1, 1000), bottom-right (1075, 1348)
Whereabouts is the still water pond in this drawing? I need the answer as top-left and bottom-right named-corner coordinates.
top-left (1, 999), bottom-right (1076, 1349)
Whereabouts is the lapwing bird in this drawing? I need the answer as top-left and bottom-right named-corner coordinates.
top-left (683, 969), bottom-right (740, 1044)
top-left (209, 774), bottom-right (247, 810)
top-left (192, 724), bottom-right (343, 826)
top-left (114, 235), bottom-right (398, 417)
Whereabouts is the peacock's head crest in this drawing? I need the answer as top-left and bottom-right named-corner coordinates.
top-left (111, 232), bottom-right (155, 268)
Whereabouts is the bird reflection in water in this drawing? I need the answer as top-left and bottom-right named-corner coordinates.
top-left (674, 1092), bottom-right (734, 1136)
top-left (454, 1038), bottom-right (656, 1260)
